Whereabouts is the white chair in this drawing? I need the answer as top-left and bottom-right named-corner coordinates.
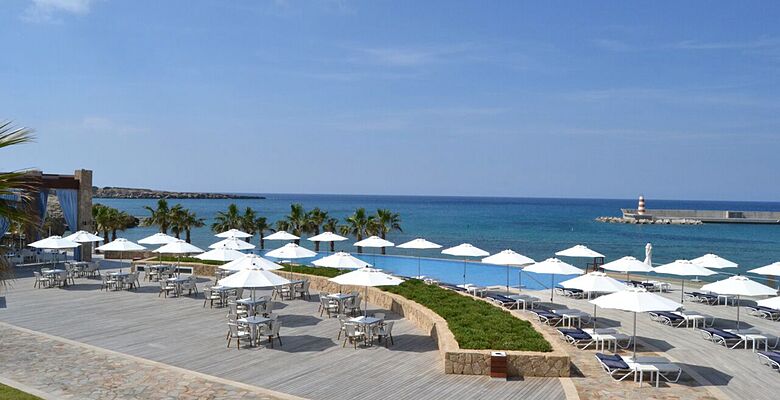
top-left (375, 321), bottom-right (395, 347)
top-left (265, 321), bottom-right (282, 348)
top-left (294, 280), bottom-right (311, 300)
top-left (158, 279), bottom-right (176, 297)
top-left (226, 323), bottom-right (251, 349)
top-left (343, 324), bottom-right (365, 349)
top-left (33, 271), bottom-right (50, 288)
top-left (320, 297), bottom-right (338, 318)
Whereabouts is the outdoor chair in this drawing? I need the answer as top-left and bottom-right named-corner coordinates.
top-left (158, 279), bottom-right (176, 298)
top-left (320, 297), bottom-right (338, 318)
top-left (556, 287), bottom-right (584, 298)
top-left (265, 321), bottom-right (282, 348)
top-left (685, 291), bottom-right (719, 305)
top-left (758, 351), bottom-right (780, 371)
top-left (337, 316), bottom-right (348, 340)
top-left (532, 310), bottom-right (564, 326)
top-left (203, 287), bottom-right (223, 308)
top-left (180, 276), bottom-right (197, 296)
top-left (343, 323), bottom-right (366, 349)
top-left (557, 328), bottom-right (596, 349)
top-left (101, 274), bottom-right (116, 291)
top-left (226, 323), bottom-right (251, 349)
top-left (294, 280), bottom-right (311, 300)
top-left (699, 327), bottom-right (745, 349)
top-left (318, 292), bottom-right (330, 312)
top-left (33, 271), bottom-right (50, 289)
top-left (594, 353), bottom-right (634, 382)
top-left (227, 303), bottom-right (248, 319)
top-left (649, 311), bottom-right (686, 327)
top-left (746, 305), bottom-right (780, 321)
top-left (374, 321), bottom-right (394, 347)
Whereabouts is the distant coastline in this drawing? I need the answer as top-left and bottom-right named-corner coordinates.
top-left (92, 186), bottom-right (265, 200)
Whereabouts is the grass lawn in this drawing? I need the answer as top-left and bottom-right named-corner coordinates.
top-left (279, 264), bottom-right (346, 278)
top-left (155, 256), bottom-right (226, 266)
top-left (383, 279), bottom-right (552, 352)
top-left (0, 383), bottom-right (42, 400)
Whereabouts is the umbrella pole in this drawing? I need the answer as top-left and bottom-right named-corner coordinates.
top-left (364, 285), bottom-right (368, 317)
top-left (463, 260), bottom-right (467, 286)
top-left (506, 265), bottom-right (510, 295)
top-left (632, 312), bottom-right (637, 361)
top-left (736, 295), bottom-right (740, 332)
top-left (418, 256), bottom-right (421, 279)
top-left (518, 270), bottom-right (522, 292)
top-left (680, 278), bottom-right (685, 303)
top-left (593, 304), bottom-right (597, 330)
top-left (550, 274), bottom-right (555, 302)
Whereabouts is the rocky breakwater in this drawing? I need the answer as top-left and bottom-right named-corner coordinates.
top-left (596, 216), bottom-right (703, 225)
top-left (94, 187), bottom-right (265, 200)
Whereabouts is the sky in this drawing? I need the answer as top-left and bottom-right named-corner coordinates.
top-left (1, 1), bottom-right (780, 201)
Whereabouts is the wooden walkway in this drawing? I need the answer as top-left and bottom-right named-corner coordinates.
top-left (524, 284), bottom-right (780, 400)
top-left (0, 263), bottom-right (566, 400)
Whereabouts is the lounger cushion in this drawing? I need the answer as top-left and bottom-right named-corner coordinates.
top-left (655, 311), bottom-right (684, 321)
top-left (702, 328), bottom-right (740, 340)
top-left (595, 353), bottom-right (630, 370)
top-left (757, 306), bottom-right (780, 313)
top-left (759, 351), bottom-right (780, 364)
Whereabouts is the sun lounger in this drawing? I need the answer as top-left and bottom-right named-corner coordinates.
top-left (555, 286), bottom-right (585, 298)
top-left (439, 283), bottom-right (467, 292)
top-left (758, 351), bottom-right (780, 371)
top-left (557, 327), bottom-right (595, 349)
top-left (620, 356), bottom-right (682, 387)
top-left (486, 293), bottom-right (519, 309)
top-left (699, 327), bottom-right (745, 349)
top-left (649, 311), bottom-right (686, 327)
top-left (595, 353), bottom-right (635, 382)
top-left (685, 291), bottom-right (719, 305)
top-left (531, 310), bottom-right (564, 326)
top-left (507, 294), bottom-right (539, 310)
top-left (746, 305), bottom-right (780, 321)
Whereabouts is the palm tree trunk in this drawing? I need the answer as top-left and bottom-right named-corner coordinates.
top-left (259, 235), bottom-right (265, 250)
top-left (330, 241), bottom-right (335, 252)
top-left (314, 242), bottom-right (320, 252)
top-left (185, 229), bottom-right (191, 243)
top-left (111, 230), bottom-right (117, 241)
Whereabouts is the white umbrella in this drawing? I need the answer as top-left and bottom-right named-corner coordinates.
top-left (354, 236), bottom-right (395, 267)
top-left (442, 243), bottom-right (489, 286)
top-left (29, 235), bottom-right (81, 267)
top-left (590, 287), bottom-right (682, 361)
top-left (64, 231), bottom-right (104, 243)
top-left (601, 256), bottom-right (654, 281)
top-left (215, 229), bottom-right (253, 239)
top-left (265, 231), bottom-right (300, 241)
top-left (195, 248), bottom-right (246, 262)
top-left (266, 243), bottom-right (318, 277)
top-left (482, 249), bottom-right (535, 294)
top-left (644, 243), bottom-right (652, 267)
top-left (653, 260), bottom-right (716, 303)
top-left (560, 271), bottom-right (629, 328)
top-left (692, 253), bottom-right (738, 270)
top-left (139, 233), bottom-right (179, 264)
top-left (308, 231), bottom-right (348, 253)
top-left (313, 252), bottom-right (371, 270)
top-left (218, 267), bottom-right (290, 300)
top-left (153, 240), bottom-right (204, 275)
top-left (329, 267), bottom-right (403, 316)
top-left (701, 275), bottom-right (777, 331)
top-left (757, 296), bottom-right (780, 310)
top-left (209, 237), bottom-right (256, 251)
top-left (219, 254), bottom-right (283, 271)
top-left (749, 262), bottom-right (780, 277)
top-left (524, 258), bottom-right (583, 302)
top-left (397, 238), bottom-right (442, 278)
top-left (96, 238), bottom-right (146, 269)
top-left (556, 244), bottom-right (605, 273)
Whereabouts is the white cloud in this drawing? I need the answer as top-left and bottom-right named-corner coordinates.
top-left (351, 43), bottom-right (478, 67)
top-left (673, 37), bottom-right (780, 50)
top-left (22, 0), bottom-right (96, 23)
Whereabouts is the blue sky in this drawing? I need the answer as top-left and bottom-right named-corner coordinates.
top-left (2, 1), bottom-right (779, 200)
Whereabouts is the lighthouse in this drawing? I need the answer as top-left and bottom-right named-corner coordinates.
top-left (637, 196), bottom-right (646, 215)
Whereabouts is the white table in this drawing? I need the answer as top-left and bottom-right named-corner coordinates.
top-left (328, 293), bottom-right (356, 314)
top-left (725, 330), bottom-right (773, 351)
top-left (552, 309), bottom-right (590, 328)
top-left (237, 297), bottom-right (267, 315)
top-left (349, 316), bottom-right (384, 345)
top-left (672, 311), bottom-right (708, 328)
top-left (582, 328), bottom-right (630, 352)
top-left (507, 295), bottom-right (539, 310)
top-left (717, 294), bottom-right (737, 306)
top-left (238, 316), bottom-right (272, 346)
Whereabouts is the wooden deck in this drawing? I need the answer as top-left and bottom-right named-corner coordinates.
top-left (0, 262), bottom-right (566, 400)
top-left (524, 285), bottom-right (780, 400)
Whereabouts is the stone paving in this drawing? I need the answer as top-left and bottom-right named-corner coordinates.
top-left (0, 323), bottom-right (299, 400)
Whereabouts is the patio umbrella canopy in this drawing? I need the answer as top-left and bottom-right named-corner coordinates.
top-left (560, 271), bottom-right (629, 328)
top-left (313, 252), bottom-right (371, 270)
top-left (218, 267), bottom-right (290, 300)
top-left (29, 235), bottom-right (82, 266)
top-left (215, 229), bottom-right (253, 239)
top-left (397, 238), bottom-right (442, 278)
top-left (64, 231), bottom-right (104, 243)
top-left (96, 238), bottom-right (146, 268)
top-left (308, 231), bottom-right (348, 253)
top-left (748, 262), bottom-right (780, 277)
top-left (556, 244), bottom-right (605, 273)
top-left (600, 256), bottom-right (654, 281)
top-left (442, 243), bottom-right (489, 286)
top-left (701, 275), bottom-right (777, 331)
top-left (524, 257), bottom-right (583, 302)
top-left (590, 287), bottom-right (682, 360)
top-left (757, 296), bottom-right (780, 309)
top-left (138, 233), bottom-right (178, 245)
top-left (219, 254), bottom-right (283, 271)
top-left (153, 240), bottom-right (204, 275)
top-left (481, 249), bottom-right (535, 294)
top-left (265, 231), bottom-right (300, 241)
top-left (353, 236), bottom-right (395, 267)
top-left (195, 248), bottom-right (246, 262)
top-left (329, 267), bottom-right (403, 316)
top-left (653, 260), bottom-right (716, 303)
top-left (209, 237), bottom-right (256, 251)
top-left (691, 253), bottom-right (739, 270)
top-left (266, 243), bottom-right (318, 277)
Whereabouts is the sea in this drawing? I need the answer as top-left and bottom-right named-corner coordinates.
top-left (94, 195), bottom-right (780, 290)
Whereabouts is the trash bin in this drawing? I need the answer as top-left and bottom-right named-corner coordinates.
top-left (490, 351), bottom-right (507, 379)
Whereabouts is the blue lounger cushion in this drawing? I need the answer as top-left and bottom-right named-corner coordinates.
top-left (702, 328), bottom-right (740, 340)
top-left (558, 328), bottom-right (591, 340)
top-left (533, 310), bottom-right (561, 319)
top-left (759, 351), bottom-right (780, 364)
top-left (595, 353), bottom-right (630, 370)
top-left (654, 311), bottom-right (684, 321)
top-left (756, 306), bottom-right (780, 313)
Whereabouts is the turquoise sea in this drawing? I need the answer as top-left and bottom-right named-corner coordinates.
top-left (96, 195), bottom-right (780, 289)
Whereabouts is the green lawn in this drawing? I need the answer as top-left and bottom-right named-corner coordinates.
top-left (382, 279), bottom-right (552, 352)
top-left (0, 383), bottom-right (42, 400)
top-left (278, 264), bottom-right (346, 278)
top-left (155, 256), bottom-right (226, 266)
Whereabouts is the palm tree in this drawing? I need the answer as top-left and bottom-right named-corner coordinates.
top-left (280, 203), bottom-right (307, 244)
top-left (142, 199), bottom-right (172, 234)
top-left (306, 208), bottom-right (328, 251)
top-left (92, 204), bottom-right (112, 243)
top-left (211, 203), bottom-right (242, 233)
top-left (0, 122), bottom-right (39, 286)
top-left (370, 209), bottom-right (402, 254)
top-left (339, 208), bottom-right (372, 254)
top-left (180, 209), bottom-right (204, 243)
top-left (240, 207), bottom-right (257, 242)
top-left (109, 210), bottom-right (135, 241)
top-left (168, 205), bottom-right (186, 239)
top-left (254, 216), bottom-right (274, 250)
top-left (323, 217), bottom-right (339, 252)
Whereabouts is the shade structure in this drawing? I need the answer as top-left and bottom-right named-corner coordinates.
top-left (560, 271), bottom-right (629, 329)
top-left (590, 287), bottom-right (682, 360)
top-left (153, 240), bottom-right (204, 255)
top-left (555, 244), bottom-right (605, 258)
top-left (195, 248), bottom-right (246, 262)
top-left (29, 235), bottom-right (82, 267)
top-left (398, 238), bottom-right (442, 278)
top-left (601, 256), bottom-right (654, 281)
top-left (219, 254), bottom-right (283, 271)
top-left (757, 296), bottom-right (780, 309)
top-left (265, 243), bottom-right (317, 259)
top-left (308, 231), bottom-right (348, 253)
top-left (748, 262), bottom-right (780, 277)
top-left (653, 260), bottom-right (716, 302)
top-left (265, 231), bottom-right (300, 241)
top-left (442, 243), bottom-right (489, 286)
top-left (215, 229), bottom-right (252, 239)
top-left (524, 258), bottom-right (583, 302)
top-left (329, 267), bottom-right (403, 316)
top-left (354, 236), bottom-right (395, 248)
top-left (644, 243), bottom-right (653, 267)
top-left (64, 231), bottom-right (104, 243)
top-left (701, 275), bottom-right (777, 331)
top-left (138, 232), bottom-right (178, 245)
top-left (96, 238), bottom-right (146, 268)
top-left (209, 237), bottom-right (256, 251)
top-left (312, 252), bottom-right (371, 270)
top-left (218, 267), bottom-right (290, 300)
top-left (692, 253), bottom-right (738, 270)
top-left (482, 249), bottom-right (535, 294)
